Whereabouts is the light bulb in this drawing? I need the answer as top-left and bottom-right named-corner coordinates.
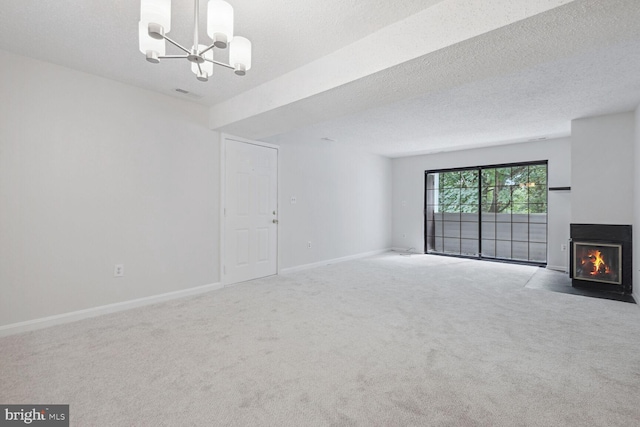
top-left (207, 0), bottom-right (234, 48)
top-left (229, 36), bottom-right (251, 75)
top-left (140, 0), bottom-right (171, 32)
top-left (139, 21), bottom-right (166, 58)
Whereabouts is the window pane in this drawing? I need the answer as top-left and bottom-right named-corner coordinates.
top-left (444, 238), bottom-right (460, 253)
top-left (443, 222), bottom-right (461, 238)
top-left (441, 171), bottom-right (462, 188)
top-left (461, 239), bottom-right (479, 256)
top-left (442, 211), bottom-right (460, 222)
top-left (512, 205), bottom-right (529, 220)
top-left (460, 188), bottom-right (477, 205)
top-left (512, 241), bottom-right (528, 260)
top-left (461, 170), bottom-right (479, 188)
top-left (529, 243), bottom-right (546, 262)
top-left (511, 186), bottom-right (528, 204)
top-left (496, 223), bottom-right (511, 240)
top-left (496, 212), bottom-right (511, 222)
top-left (482, 221), bottom-right (496, 239)
top-left (434, 237), bottom-right (443, 252)
top-left (511, 165), bottom-right (529, 187)
top-left (481, 187), bottom-right (497, 212)
top-left (529, 165), bottom-right (547, 185)
top-left (512, 223), bottom-right (528, 242)
top-left (530, 223), bottom-right (547, 243)
top-left (496, 186), bottom-right (513, 205)
top-left (482, 240), bottom-right (496, 257)
top-left (461, 212), bottom-right (478, 222)
top-left (529, 214), bottom-right (547, 224)
top-left (426, 173), bottom-right (438, 191)
top-left (439, 189), bottom-right (460, 206)
top-left (529, 204), bottom-right (547, 215)
top-left (496, 240), bottom-right (511, 258)
top-left (481, 212), bottom-right (495, 223)
top-left (496, 167), bottom-right (512, 186)
top-left (529, 185), bottom-right (547, 203)
top-left (434, 220), bottom-right (443, 237)
top-left (482, 169), bottom-right (496, 187)
top-left (461, 222), bottom-right (478, 239)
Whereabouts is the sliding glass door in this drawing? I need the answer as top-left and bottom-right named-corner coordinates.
top-left (425, 161), bottom-right (547, 264)
top-left (425, 169), bottom-right (480, 256)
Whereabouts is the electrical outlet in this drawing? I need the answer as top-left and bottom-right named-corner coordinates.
top-left (307, 241), bottom-right (312, 249)
top-left (560, 244), bottom-right (567, 252)
top-left (114, 264), bottom-right (124, 277)
top-left (290, 196), bottom-right (297, 204)
top-left (402, 201), bottom-right (407, 206)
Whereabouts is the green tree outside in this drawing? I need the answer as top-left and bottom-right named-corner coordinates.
top-left (436, 164), bottom-right (547, 214)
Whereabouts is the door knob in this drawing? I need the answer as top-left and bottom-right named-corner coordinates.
top-left (273, 219), bottom-right (279, 224)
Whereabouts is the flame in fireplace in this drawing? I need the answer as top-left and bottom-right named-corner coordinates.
top-left (587, 250), bottom-right (611, 276)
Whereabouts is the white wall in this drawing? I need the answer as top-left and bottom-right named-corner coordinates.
top-left (265, 136), bottom-right (393, 270)
top-left (391, 138), bottom-right (572, 271)
top-left (0, 50), bottom-right (220, 327)
top-left (571, 112), bottom-right (635, 224)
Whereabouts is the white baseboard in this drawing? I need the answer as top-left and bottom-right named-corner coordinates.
top-left (546, 265), bottom-right (568, 273)
top-left (280, 248), bottom-right (391, 274)
top-left (0, 282), bottom-right (223, 337)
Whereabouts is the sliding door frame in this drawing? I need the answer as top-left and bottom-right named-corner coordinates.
top-left (424, 160), bottom-right (548, 266)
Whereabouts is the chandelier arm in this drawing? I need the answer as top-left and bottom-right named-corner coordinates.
top-left (157, 55), bottom-right (190, 59)
top-left (198, 43), bottom-right (216, 57)
top-left (162, 36), bottom-right (192, 54)
top-left (203, 58), bottom-right (235, 70)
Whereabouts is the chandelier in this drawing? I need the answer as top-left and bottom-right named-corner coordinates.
top-left (139, 0), bottom-right (252, 82)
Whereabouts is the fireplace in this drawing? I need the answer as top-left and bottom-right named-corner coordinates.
top-left (570, 224), bottom-right (632, 295)
top-left (573, 242), bottom-right (621, 285)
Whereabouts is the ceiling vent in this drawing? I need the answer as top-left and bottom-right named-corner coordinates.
top-left (174, 88), bottom-right (203, 100)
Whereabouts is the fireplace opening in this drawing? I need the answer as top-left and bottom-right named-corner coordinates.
top-left (569, 224), bottom-right (632, 295)
top-left (573, 242), bottom-right (621, 285)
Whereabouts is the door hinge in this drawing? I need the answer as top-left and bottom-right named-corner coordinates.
top-left (223, 265), bottom-right (226, 274)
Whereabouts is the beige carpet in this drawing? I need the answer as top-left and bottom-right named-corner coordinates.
top-left (1, 253), bottom-right (639, 426)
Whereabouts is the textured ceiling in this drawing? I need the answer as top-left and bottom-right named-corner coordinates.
top-left (0, 0), bottom-right (436, 105)
top-left (1, 0), bottom-right (640, 157)
top-left (261, 0), bottom-right (640, 156)
top-left (266, 38), bottom-right (640, 157)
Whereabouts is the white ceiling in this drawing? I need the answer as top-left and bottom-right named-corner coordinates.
top-left (0, 0), bottom-right (435, 104)
top-left (1, 0), bottom-right (640, 157)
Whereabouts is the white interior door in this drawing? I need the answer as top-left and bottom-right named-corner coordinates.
top-left (224, 138), bottom-right (278, 285)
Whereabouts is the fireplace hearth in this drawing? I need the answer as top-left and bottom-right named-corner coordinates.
top-left (570, 224), bottom-right (632, 295)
